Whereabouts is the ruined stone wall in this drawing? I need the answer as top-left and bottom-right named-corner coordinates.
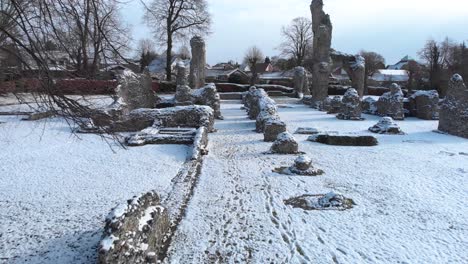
top-left (310, 0), bottom-right (333, 105)
top-left (438, 74), bottom-right (468, 138)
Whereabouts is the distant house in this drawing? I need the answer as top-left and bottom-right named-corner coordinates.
top-left (240, 62), bottom-right (274, 74)
top-left (205, 68), bottom-right (248, 83)
top-left (388, 55), bottom-right (415, 70)
top-left (371, 69), bottom-right (409, 83)
top-left (148, 56), bottom-right (191, 80)
top-left (331, 66), bottom-right (351, 83)
top-left (211, 62), bottom-right (237, 71)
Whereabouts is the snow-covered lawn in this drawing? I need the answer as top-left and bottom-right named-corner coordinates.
top-left (0, 113), bottom-right (189, 263)
top-left (166, 101), bottom-right (467, 263)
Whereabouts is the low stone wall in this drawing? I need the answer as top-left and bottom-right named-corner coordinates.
top-left (87, 105), bottom-right (215, 133)
top-left (243, 87), bottom-right (287, 142)
top-left (98, 191), bottom-right (170, 264)
top-left (98, 125), bottom-right (209, 263)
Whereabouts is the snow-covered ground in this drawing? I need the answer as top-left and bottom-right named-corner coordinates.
top-left (0, 106), bottom-right (189, 263)
top-left (166, 101), bottom-right (468, 263)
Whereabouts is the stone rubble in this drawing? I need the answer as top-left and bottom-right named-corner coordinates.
top-left (270, 132), bottom-right (299, 154)
top-left (336, 88), bottom-right (362, 120)
top-left (376, 83), bottom-right (405, 120)
top-left (369, 117), bottom-right (404, 135)
top-left (409, 90), bottom-right (440, 120)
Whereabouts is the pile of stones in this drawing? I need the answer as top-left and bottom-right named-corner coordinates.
top-left (438, 74), bottom-right (468, 138)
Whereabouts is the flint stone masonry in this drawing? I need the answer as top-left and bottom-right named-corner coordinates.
top-left (88, 105), bottom-right (215, 133)
top-left (264, 119), bottom-right (287, 142)
top-left (336, 88), bottom-right (362, 120)
top-left (270, 132), bottom-right (299, 154)
top-left (191, 83), bottom-right (223, 120)
top-left (175, 63), bottom-right (192, 103)
top-left (331, 52), bottom-right (366, 97)
top-left (114, 69), bottom-right (156, 114)
top-left (409, 90), bottom-right (440, 120)
top-left (438, 74), bottom-right (468, 138)
top-left (308, 133), bottom-right (378, 146)
top-left (310, 0), bottom-right (333, 105)
top-left (369, 117), bottom-right (404, 135)
top-left (189, 36), bottom-right (206, 89)
top-left (243, 87), bottom-right (288, 141)
top-left (362, 97), bottom-right (377, 115)
top-left (376, 83), bottom-right (405, 120)
top-left (293, 66), bottom-right (309, 98)
top-left (98, 191), bottom-right (169, 264)
top-left (274, 155), bottom-right (324, 176)
top-left (327, 96), bottom-right (342, 114)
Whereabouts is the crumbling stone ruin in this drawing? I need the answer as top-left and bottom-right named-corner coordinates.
top-left (270, 132), bottom-right (299, 154)
top-left (174, 63), bottom-right (193, 104)
top-left (112, 69), bottom-right (157, 115)
top-left (369, 117), bottom-right (404, 135)
top-left (376, 83), bottom-right (405, 120)
top-left (362, 97), bottom-right (378, 115)
top-left (308, 133), bottom-right (378, 146)
top-left (98, 191), bottom-right (169, 264)
top-left (174, 63), bottom-right (223, 120)
top-left (293, 66), bottom-right (310, 98)
top-left (243, 87), bottom-right (287, 142)
top-left (87, 105), bottom-right (215, 134)
top-left (409, 90), bottom-right (440, 120)
top-left (438, 74), bottom-right (468, 138)
top-left (189, 36), bottom-right (206, 89)
top-left (331, 52), bottom-right (366, 97)
top-left (336, 88), bottom-right (362, 120)
top-left (284, 192), bottom-right (355, 210)
top-left (310, 0), bottom-right (333, 106)
top-left (327, 96), bottom-right (342, 114)
top-left (264, 119), bottom-right (287, 142)
top-left (274, 155), bottom-right (324, 176)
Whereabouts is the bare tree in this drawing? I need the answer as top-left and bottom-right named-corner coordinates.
top-left (279, 17), bottom-right (313, 67)
top-left (137, 38), bottom-right (158, 71)
top-left (0, 0), bottom-right (132, 137)
top-left (177, 45), bottom-right (191, 60)
top-left (141, 0), bottom-right (211, 81)
top-left (359, 50), bottom-right (385, 93)
top-left (418, 39), bottom-right (444, 93)
top-left (244, 46), bottom-right (263, 86)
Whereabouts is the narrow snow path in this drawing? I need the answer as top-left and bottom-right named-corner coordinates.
top-left (166, 101), bottom-right (467, 264)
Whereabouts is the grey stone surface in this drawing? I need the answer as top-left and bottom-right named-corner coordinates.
top-left (337, 88), bottom-right (362, 120)
top-left (293, 66), bottom-right (309, 98)
top-left (310, 0), bottom-right (333, 105)
top-left (369, 117), bottom-right (404, 134)
top-left (189, 36), bottom-right (206, 89)
top-left (98, 191), bottom-right (169, 264)
top-left (271, 132), bottom-right (299, 154)
top-left (438, 74), bottom-right (468, 138)
top-left (409, 90), bottom-right (439, 120)
top-left (115, 69), bottom-right (156, 114)
top-left (376, 83), bottom-right (405, 120)
top-left (308, 134), bottom-right (378, 146)
top-left (264, 119), bottom-right (287, 142)
top-left (327, 96), bottom-right (342, 114)
top-left (362, 97), bottom-right (377, 115)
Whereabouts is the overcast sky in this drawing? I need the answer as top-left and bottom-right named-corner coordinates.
top-left (123, 0), bottom-right (468, 65)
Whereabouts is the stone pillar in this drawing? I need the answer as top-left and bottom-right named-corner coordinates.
top-left (175, 62), bottom-right (192, 103)
top-left (189, 36), bottom-right (206, 89)
top-left (115, 69), bottom-right (156, 114)
top-left (293, 66), bottom-right (307, 98)
top-left (310, 0), bottom-right (333, 106)
top-left (438, 74), bottom-right (468, 138)
top-left (349, 55), bottom-right (366, 97)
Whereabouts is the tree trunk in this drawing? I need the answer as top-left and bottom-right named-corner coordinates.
top-left (166, 31), bottom-right (172, 81)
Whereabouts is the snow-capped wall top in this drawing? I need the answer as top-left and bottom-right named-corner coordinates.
top-left (451, 74), bottom-right (463, 82)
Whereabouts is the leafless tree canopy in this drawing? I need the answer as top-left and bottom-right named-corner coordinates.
top-left (142, 0), bottom-right (211, 81)
top-left (359, 50), bottom-right (385, 91)
top-left (244, 46), bottom-right (264, 86)
top-left (0, 0), bottom-right (131, 135)
top-left (279, 17), bottom-right (313, 67)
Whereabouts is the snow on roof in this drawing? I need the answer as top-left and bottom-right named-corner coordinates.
top-left (371, 69), bottom-right (409, 82)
